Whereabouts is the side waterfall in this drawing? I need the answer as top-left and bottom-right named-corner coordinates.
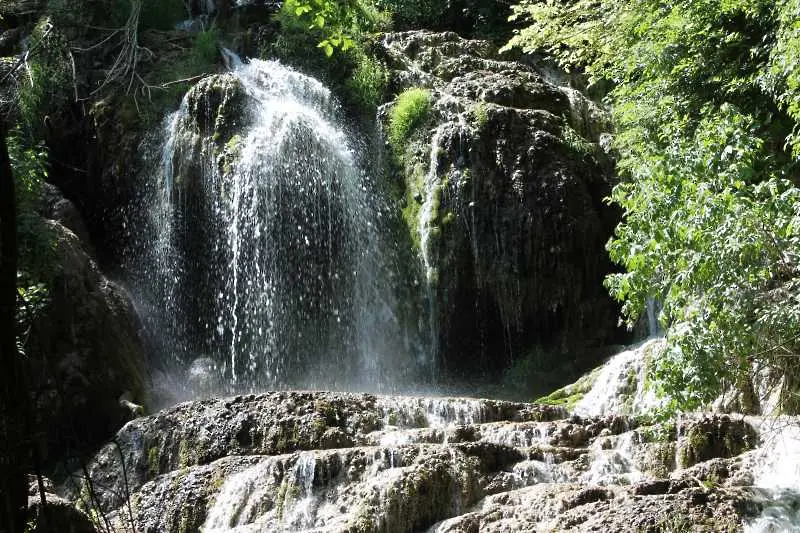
top-left (135, 54), bottom-right (421, 396)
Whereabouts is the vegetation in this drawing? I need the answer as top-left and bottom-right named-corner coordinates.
top-left (279, 0), bottom-right (391, 57)
top-left (17, 20), bottom-right (72, 138)
top-left (388, 88), bottom-right (432, 152)
top-left (506, 0), bottom-right (800, 415)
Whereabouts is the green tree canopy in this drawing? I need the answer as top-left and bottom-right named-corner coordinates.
top-left (506, 0), bottom-right (800, 414)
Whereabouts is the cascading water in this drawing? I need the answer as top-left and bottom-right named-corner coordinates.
top-left (134, 53), bottom-right (423, 397)
top-left (744, 418), bottom-right (800, 532)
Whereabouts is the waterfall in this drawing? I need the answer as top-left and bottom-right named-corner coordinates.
top-left (744, 418), bottom-right (800, 532)
top-left (136, 54), bottom-right (419, 397)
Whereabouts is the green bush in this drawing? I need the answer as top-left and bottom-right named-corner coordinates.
top-left (18, 20), bottom-right (72, 138)
top-left (388, 88), bottom-right (432, 151)
top-left (374, 0), bottom-right (512, 39)
top-left (506, 0), bottom-right (800, 415)
top-left (46, 0), bottom-right (186, 30)
top-left (191, 28), bottom-right (220, 69)
top-left (7, 132), bottom-right (54, 280)
top-left (139, 0), bottom-right (186, 31)
top-left (345, 51), bottom-right (389, 110)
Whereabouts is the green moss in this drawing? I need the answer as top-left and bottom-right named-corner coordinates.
top-left (472, 102), bottom-right (489, 131)
top-left (401, 163), bottom-right (427, 251)
top-left (276, 480), bottom-right (302, 522)
top-left (388, 88), bottom-right (433, 153)
top-left (643, 442), bottom-right (676, 478)
top-left (311, 416), bottom-right (328, 437)
top-left (178, 440), bottom-right (192, 469)
top-left (534, 365), bottom-right (602, 408)
top-left (678, 426), bottom-right (710, 468)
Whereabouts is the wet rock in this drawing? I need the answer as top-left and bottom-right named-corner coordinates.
top-left (379, 30), bottom-right (620, 389)
top-left (27, 477), bottom-right (98, 533)
top-left (27, 219), bottom-right (146, 464)
top-left (677, 415), bottom-right (759, 468)
top-left (560, 486), bottom-right (614, 510)
top-left (185, 73), bottom-right (246, 144)
top-left (65, 393), bottom-right (771, 532)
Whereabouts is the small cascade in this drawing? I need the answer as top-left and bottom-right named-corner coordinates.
top-left (479, 422), bottom-right (553, 448)
top-left (581, 432), bottom-right (642, 486)
top-left (419, 126), bottom-right (446, 384)
top-left (744, 418), bottom-right (800, 532)
top-left (134, 54), bottom-right (421, 396)
top-left (203, 460), bottom-right (277, 532)
top-left (377, 396), bottom-right (489, 429)
top-left (573, 338), bottom-right (664, 417)
top-left (285, 453), bottom-right (318, 529)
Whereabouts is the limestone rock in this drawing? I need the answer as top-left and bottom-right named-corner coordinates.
top-left (379, 31), bottom-right (620, 387)
top-left (65, 393), bottom-right (770, 533)
top-left (27, 214), bottom-right (146, 463)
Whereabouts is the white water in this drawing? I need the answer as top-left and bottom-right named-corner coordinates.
top-left (573, 338), bottom-right (664, 417)
top-left (575, 341), bottom-right (800, 530)
top-left (137, 55), bottom-right (421, 395)
top-left (745, 418), bottom-right (800, 532)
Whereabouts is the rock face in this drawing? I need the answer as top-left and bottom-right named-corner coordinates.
top-left (28, 187), bottom-right (147, 462)
top-left (65, 392), bottom-right (769, 532)
top-left (378, 32), bottom-right (621, 388)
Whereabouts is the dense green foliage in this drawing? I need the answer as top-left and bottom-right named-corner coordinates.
top-left (281, 0), bottom-right (390, 56)
top-left (506, 0), bottom-right (800, 413)
top-left (7, 132), bottom-right (53, 354)
top-left (18, 20), bottom-right (72, 138)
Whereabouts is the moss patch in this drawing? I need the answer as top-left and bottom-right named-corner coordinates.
top-left (535, 366), bottom-right (602, 410)
top-left (388, 88), bottom-right (433, 152)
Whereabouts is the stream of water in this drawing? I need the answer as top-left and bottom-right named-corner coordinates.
top-left (134, 54), bottom-right (423, 397)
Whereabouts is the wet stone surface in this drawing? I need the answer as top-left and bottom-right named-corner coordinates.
top-left (62, 392), bottom-right (771, 532)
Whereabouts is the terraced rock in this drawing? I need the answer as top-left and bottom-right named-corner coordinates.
top-left (63, 392), bottom-right (778, 532)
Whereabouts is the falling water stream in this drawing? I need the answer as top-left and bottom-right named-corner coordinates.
top-left (136, 53), bottom-right (422, 397)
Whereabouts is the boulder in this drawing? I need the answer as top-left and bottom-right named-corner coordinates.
top-left (379, 31), bottom-right (621, 388)
top-left (27, 206), bottom-right (147, 463)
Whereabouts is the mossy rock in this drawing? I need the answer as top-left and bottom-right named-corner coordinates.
top-left (677, 416), bottom-right (758, 468)
top-left (185, 74), bottom-right (247, 145)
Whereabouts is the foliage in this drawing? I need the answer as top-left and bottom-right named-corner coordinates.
top-left (280, 0), bottom-right (390, 57)
top-left (273, 3), bottom-right (391, 113)
top-left (374, 0), bottom-right (513, 39)
top-left (388, 88), bottom-right (432, 152)
top-left (46, 0), bottom-right (186, 32)
top-left (18, 20), bottom-right (72, 138)
top-left (191, 27), bottom-right (220, 69)
top-left (137, 0), bottom-right (186, 31)
top-left (8, 131), bottom-right (53, 354)
top-left (345, 49), bottom-right (389, 110)
top-left (471, 102), bottom-right (489, 131)
top-left (7, 132), bottom-right (54, 276)
top-left (506, 0), bottom-right (800, 414)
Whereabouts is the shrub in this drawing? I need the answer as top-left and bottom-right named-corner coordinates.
top-left (7, 131), bottom-right (54, 280)
top-left (388, 88), bottom-right (432, 151)
top-left (17, 20), bottom-right (71, 138)
top-left (191, 27), bottom-right (220, 69)
top-left (345, 51), bottom-right (389, 110)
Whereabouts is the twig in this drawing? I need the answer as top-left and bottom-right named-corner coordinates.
top-left (158, 74), bottom-right (206, 88)
top-left (112, 439), bottom-right (138, 533)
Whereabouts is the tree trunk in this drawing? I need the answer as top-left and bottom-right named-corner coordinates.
top-left (0, 124), bottom-right (27, 533)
